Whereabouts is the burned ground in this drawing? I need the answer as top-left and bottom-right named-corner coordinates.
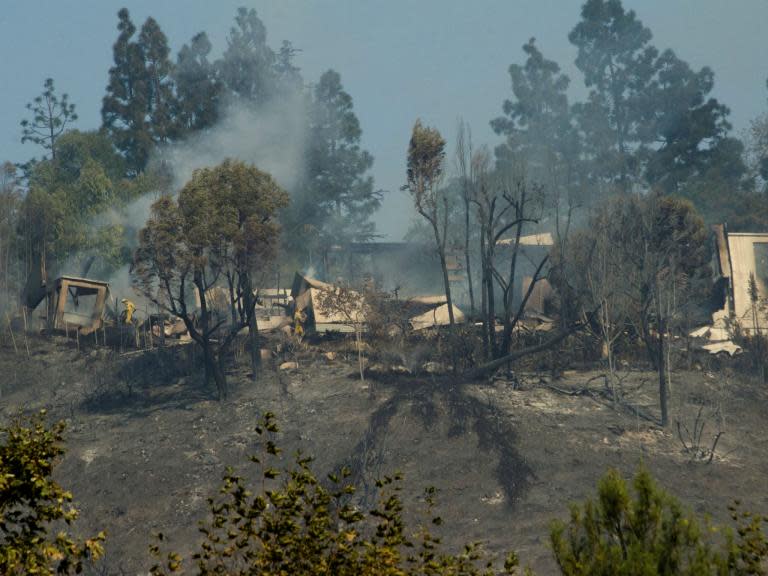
top-left (1, 335), bottom-right (767, 574)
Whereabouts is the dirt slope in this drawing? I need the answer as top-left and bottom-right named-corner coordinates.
top-left (1, 336), bottom-right (767, 574)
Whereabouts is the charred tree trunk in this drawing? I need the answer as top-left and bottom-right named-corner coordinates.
top-left (484, 225), bottom-right (497, 358)
top-left (431, 219), bottom-right (455, 326)
top-left (657, 314), bottom-right (669, 427)
top-left (463, 196), bottom-right (475, 316)
top-left (479, 227), bottom-right (490, 359)
top-left (240, 271), bottom-right (261, 382)
top-left (195, 273), bottom-right (227, 398)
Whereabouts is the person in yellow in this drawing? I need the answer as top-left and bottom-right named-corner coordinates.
top-left (120, 298), bottom-right (136, 324)
top-left (293, 307), bottom-right (307, 340)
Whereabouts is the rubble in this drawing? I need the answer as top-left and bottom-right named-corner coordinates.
top-left (410, 303), bottom-right (466, 330)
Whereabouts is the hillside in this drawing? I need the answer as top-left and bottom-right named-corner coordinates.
top-left (1, 335), bottom-right (766, 574)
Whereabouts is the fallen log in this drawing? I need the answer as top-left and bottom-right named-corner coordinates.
top-left (465, 322), bottom-right (581, 380)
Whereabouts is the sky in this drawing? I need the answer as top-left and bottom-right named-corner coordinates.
top-left (1, 0), bottom-right (767, 240)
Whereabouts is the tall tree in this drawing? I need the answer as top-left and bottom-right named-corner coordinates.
top-left (18, 130), bottom-right (134, 282)
top-left (491, 38), bottom-right (578, 187)
top-left (20, 78), bottom-right (78, 161)
top-left (405, 120), bottom-right (455, 326)
top-left (174, 32), bottom-right (221, 134)
top-left (455, 121), bottom-right (477, 315)
top-left (569, 193), bottom-right (710, 426)
top-left (217, 7), bottom-right (277, 104)
top-left (308, 70), bottom-right (379, 248)
top-left (275, 40), bottom-right (303, 94)
top-left (138, 17), bottom-right (179, 144)
top-left (102, 8), bottom-right (152, 175)
top-left (569, 0), bottom-right (659, 190)
top-left (102, 10), bottom-right (178, 174)
top-left (644, 49), bottom-right (745, 194)
top-left (491, 38), bottom-right (583, 326)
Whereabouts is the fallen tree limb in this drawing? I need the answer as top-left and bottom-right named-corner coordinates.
top-left (465, 323), bottom-right (581, 380)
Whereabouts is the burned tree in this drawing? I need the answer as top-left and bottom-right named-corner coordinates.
top-left (132, 159), bottom-right (288, 397)
top-left (566, 199), bottom-right (634, 393)
top-left (469, 150), bottom-right (547, 359)
top-left (455, 120), bottom-right (476, 316)
top-left (570, 193), bottom-right (710, 426)
top-left (405, 120), bottom-right (455, 326)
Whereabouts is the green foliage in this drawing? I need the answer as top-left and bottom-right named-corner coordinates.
top-left (17, 129), bottom-right (143, 277)
top-left (0, 411), bottom-right (105, 574)
top-left (569, 0), bottom-right (658, 188)
top-left (102, 9), bottom-right (178, 174)
top-left (174, 32), bottom-right (221, 134)
top-left (491, 37), bottom-right (581, 202)
top-left (150, 412), bottom-right (523, 576)
top-left (406, 120), bottom-right (447, 215)
top-left (550, 467), bottom-right (768, 575)
top-left (20, 78), bottom-right (78, 162)
top-left (568, 0), bottom-right (744, 202)
top-left (288, 69), bottom-right (380, 262)
top-left (217, 7), bottom-right (278, 104)
top-left (133, 159), bottom-right (289, 396)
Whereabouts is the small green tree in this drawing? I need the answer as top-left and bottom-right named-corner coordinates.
top-left (551, 467), bottom-right (768, 575)
top-left (20, 78), bottom-right (78, 161)
top-left (0, 411), bottom-right (105, 574)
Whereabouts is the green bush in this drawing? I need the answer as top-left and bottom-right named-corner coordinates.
top-left (149, 412), bottom-right (524, 576)
top-left (550, 467), bottom-right (768, 575)
top-left (0, 411), bottom-right (105, 574)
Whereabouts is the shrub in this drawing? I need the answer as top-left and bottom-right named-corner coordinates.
top-left (149, 412), bottom-right (525, 576)
top-left (550, 467), bottom-right (768, 575)
top-left (0, 411), bottom-right (105, 574)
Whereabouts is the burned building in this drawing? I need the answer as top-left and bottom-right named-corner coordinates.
top-left (711, 224), bottom-right (768, 331)
top-left (26, 275), bottom-right (110, 335)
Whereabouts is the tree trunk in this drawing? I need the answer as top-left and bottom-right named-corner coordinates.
top-left (212, 351), bottom-right (228, 399)
top-left (467, 324), bottom-right (578, 380)
top-left (486, 266), bottom-right (496, 357)
top-left (658, 320), bottom-right (668, 427)
top-left (356, 326), bottom-right (365, 383)
top-left (432, 221), bottom-right (455, 326)
top-left (464, 198), bottom-right (475, 316)
top-left (248, 314), bottom-right (260, 381)
top-left (242, 280), bottom-right (261, 382)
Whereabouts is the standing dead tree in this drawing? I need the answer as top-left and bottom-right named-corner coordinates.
top-left (405, 120), bottom-right (455, 326)
top-left (469, 151), bottom-right (547, 360)
top-left (455, 120), bottom-right (476, 316)
top-left (566, 200), bottom-right (633, 396)
top-left (570, 193), bottom-right (710, 426)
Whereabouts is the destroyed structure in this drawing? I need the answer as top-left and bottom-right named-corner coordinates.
top-left (25, 274), bottom-right (110, 335)
top-left (690, 224), bottom-right (768, 355)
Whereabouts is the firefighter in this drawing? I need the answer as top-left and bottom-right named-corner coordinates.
top-left (120, 298), bottom-right (136, 324)
top-left (294, 307), bottom-right (307, 340)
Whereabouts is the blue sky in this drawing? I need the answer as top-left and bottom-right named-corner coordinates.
top-left (1, 1), bottom-right (767, 239)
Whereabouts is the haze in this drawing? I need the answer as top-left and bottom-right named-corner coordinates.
top-left (2, 0), bottom-right (767, 239)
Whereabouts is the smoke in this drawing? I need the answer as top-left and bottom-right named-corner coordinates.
top-left (88, 93), bottom-right (310, 303)
top-left (161, 93), bottom-right (309, 193)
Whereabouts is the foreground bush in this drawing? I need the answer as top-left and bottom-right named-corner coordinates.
top-left (551, 467), bottom-right (768, 575)
top-left (3, 412), bottom-right (767, 575)
top-left (149, 412), bottom-right (524, 575)
top-left (0, 411), bottom-right (104, 574)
